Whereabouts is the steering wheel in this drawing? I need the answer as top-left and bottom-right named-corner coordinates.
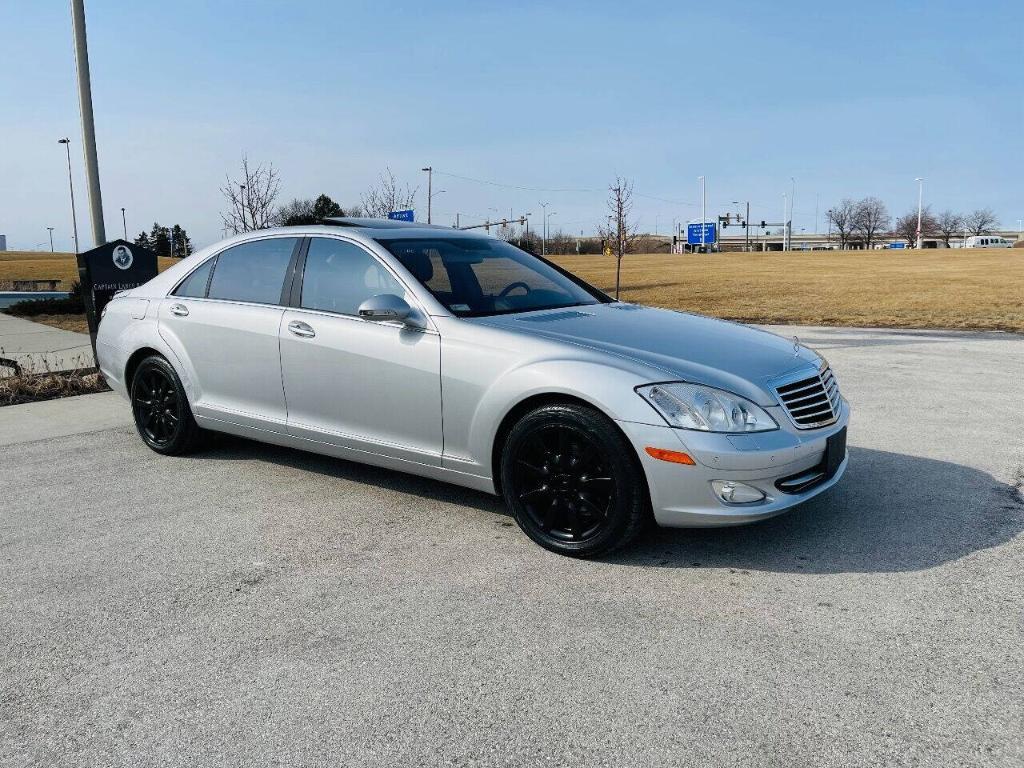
top-left (497, 281), bottom-right (531, 299)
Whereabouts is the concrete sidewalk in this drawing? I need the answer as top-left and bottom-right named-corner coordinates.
top-left (0, 313), bottom-right (94, 376)
top-left (0, 390), bottom-right (131, 446)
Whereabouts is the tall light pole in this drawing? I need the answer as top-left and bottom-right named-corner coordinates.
top-left (1017, 219), bottom-right (1022, 241)
top-left (47, 227), bottom-right (55, 252)
top-left (71, 0), bottom-right (105, 246)
top-left (57, 138), bottom-right (80, 254)
top-left (698, 176), bottom-right (706, 252)
top-left (538, 201), bottom-right (549, 255)
top-left (782, 193), bottom-right (787, 251)
top-left (421, 166), bottom-right (433, 224)
top-left (788, 177), bottom-right (796, 250)
top-left (121, 207), bottom-right (127, 240)
top-left (546, 211), bottom-right (557, 252)
top-left (915, 177), bottom-right (924, 249)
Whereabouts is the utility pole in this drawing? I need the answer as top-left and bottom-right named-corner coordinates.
top-left (71, 0), bottom-right (105, 246)
top-left (915, 177), bottom-right (924, 249)
top-left (57, 138), bottom-right (80, 253)
top-left (47, 227), bottom-right (55, 252)
top-left (539, 201), bottom-right (549, 256)
top-left (421, 166), bottom-right (432, 224)
top-left (698, 176), bottom-right (706, 253)
top-left (745, 201), bottom-right (750, 252)
top-left (121, 207), bottom-right (127, 240)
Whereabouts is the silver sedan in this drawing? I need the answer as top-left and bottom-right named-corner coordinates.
top-left (97, 218), bottom-right (849, 557)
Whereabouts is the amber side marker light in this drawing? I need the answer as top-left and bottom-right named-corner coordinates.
top-left (645, 447), bottom-right (696, 465)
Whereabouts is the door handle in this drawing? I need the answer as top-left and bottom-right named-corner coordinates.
top-left (169, 303), bottom-right (189, 317)
top-left (288, 320), bottom-right (316, 338)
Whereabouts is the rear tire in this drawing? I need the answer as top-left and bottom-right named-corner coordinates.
top-left (130, 355), bottom-right (204, 455)
top-left (500, 403), bottom-right (648, 558)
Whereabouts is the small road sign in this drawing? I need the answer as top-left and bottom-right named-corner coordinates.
top-left (388, 209), bottom-right (415, 222)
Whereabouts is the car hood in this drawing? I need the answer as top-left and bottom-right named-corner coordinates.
top-left (473, 303), bottom-right (822, 405)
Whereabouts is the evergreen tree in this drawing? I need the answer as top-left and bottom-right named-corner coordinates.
top-left (134, 231), bottom-right (151, 249)
top-left (170, 225), bottom-right (193, 257)
top-left (149, 222), bottom-right (171, 257)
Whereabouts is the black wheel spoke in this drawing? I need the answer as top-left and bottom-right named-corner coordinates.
top-left (133, 365), bottom-right (181, 447)
top-left (510, 419), bottom-right (617, 546)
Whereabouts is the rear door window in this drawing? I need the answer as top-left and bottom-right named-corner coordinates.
top-left (207, 238), bottom-right (298, 305)
top-left (173, 258), bottom-right (215, 298)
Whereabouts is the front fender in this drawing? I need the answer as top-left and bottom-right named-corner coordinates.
top-left (456, 358), bottom-right (663, 478)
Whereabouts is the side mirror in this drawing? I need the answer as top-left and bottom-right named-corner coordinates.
top-left (357, 293), bottom-right (413, 323)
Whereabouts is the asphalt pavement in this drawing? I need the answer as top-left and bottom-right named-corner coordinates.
top-left (1, 325), bottom-right (1022, 767)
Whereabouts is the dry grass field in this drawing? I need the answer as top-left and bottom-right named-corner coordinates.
top-left (0, 251), bottom-right (177, 289)
top-left (553, 248), bottom-right (1024, 333)
top-left (2, 248), bottom-right (1022, 333)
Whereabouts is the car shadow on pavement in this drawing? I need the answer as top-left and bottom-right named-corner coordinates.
top-left (613, 446), bottom-right (1024, 574)
top-left (200, 433), bottom-right (509, 517)
top-left (196, 438), bottom-right (1021, 574)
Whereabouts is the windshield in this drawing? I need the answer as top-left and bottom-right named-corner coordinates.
top-left (375, 237), bottom-right (609, 317)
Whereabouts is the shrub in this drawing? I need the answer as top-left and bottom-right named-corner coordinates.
top-left (3, 281), bottom-right (85, 317)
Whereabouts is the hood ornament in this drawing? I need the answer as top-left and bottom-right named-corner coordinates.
top-left (792, 336), bottom-right (801, 356)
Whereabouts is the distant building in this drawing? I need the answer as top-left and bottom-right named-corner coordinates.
top-left (0, 234), bottom-right (7, 251)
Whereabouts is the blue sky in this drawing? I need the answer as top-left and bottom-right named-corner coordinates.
top-left (1, 0), bottom-right (1021, 250)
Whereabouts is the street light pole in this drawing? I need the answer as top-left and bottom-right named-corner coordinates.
top-left (539, 201), bottom-right (549, 255)
top-left (47, 227), bottom-right (55, 252)
top-left (71, 0), bottom-right (105, 246)
top-left (698, 176), bottom-right (706, 253)
top-left (915, 177), bottom-right (924, 249)
top-left (782, 193), bottom-right (787, 251)
top-left (789, 177), bottom-right (796, 251)
top-left (57, 138), bottom-right (79, 253)
top-left (421, 166), bottom-right (432, 224)
top-left (121, 207), bottom-right (127, 240)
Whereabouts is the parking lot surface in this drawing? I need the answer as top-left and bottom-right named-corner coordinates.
top-left (2, 325), bottom-right (1022, 767)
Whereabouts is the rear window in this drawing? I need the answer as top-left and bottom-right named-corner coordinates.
top-left (173, 258), bottom-right (214, 298)
top-left (207, 238), bottom-right (298, 305)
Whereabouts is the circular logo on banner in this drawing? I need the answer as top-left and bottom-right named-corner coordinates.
top-left (113, 245), bottom-right (134, 270)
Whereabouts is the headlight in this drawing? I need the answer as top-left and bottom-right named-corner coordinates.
top-left (636, 382), bottom-right (778, 433)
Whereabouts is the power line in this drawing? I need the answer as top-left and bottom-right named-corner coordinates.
top-left (432, 170), bottom-right (600, 194)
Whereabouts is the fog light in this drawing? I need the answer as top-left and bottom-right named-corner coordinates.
top-left (712, 480), bottom-right (766, 504)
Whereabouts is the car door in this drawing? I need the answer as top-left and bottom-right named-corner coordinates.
top-left (279, 236), bottom-right (443, 465)
top-left (158, 236), bottom-right (300, 431)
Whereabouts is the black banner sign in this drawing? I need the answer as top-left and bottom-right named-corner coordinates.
top-left (76, 239), bottom-right (159, 354)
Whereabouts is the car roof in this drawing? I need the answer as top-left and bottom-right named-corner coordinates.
top-left (270, 218), bottom-right (485, 242)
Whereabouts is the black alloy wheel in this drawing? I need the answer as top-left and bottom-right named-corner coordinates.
top-left (501, 403), bottom-right (648, 557)
top-left (130, 355), bottom-right (203, 455)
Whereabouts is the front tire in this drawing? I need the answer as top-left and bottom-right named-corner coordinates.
top-left (130, 355), bottom-right (203, 455)
top-left (500, 403), bottom-right (648, 557)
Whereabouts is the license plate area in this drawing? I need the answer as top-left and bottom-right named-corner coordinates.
top-left (825, 426), bottom-right (847, 478)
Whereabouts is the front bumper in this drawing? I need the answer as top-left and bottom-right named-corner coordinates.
top-left (616, 400), bottom-right (850, 528)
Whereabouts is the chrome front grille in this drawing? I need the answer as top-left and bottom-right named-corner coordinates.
top-left (774, 365), bottom-right (841, 429)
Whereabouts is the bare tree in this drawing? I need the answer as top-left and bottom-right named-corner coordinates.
top-left (853, 197), bottom-right (891, 249)
top-left (827, 199), bottom-right (858, 249)
top-left (220, 155), bottom-right (280, 234)
top-left (965, 207), bottom-right (998, 235)
top-left (935, 210), bottom-right (964, 246)
top-left (894, 206), bottom-right (938, 246)
top-left (360, 168), bottom-right (417, 219)
top-left (605, 177), bottom-right (639, 299)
